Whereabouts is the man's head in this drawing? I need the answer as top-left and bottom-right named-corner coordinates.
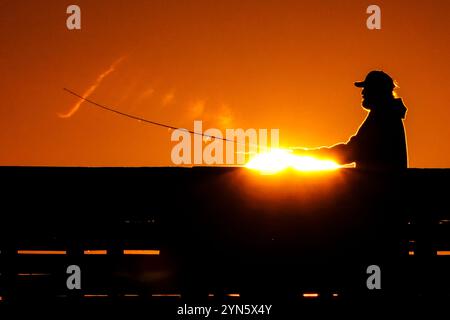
top-left (355, 71), bottom-right (396, 109)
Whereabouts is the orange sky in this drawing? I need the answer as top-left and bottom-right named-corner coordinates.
top-left (0, 0), bottom-right (449, 167)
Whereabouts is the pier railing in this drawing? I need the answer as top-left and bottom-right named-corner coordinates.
top-left (1, 167), bottom-right (449, 304)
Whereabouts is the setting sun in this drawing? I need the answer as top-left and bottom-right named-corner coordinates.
top-left (245, 149), bottom-right (341, 174)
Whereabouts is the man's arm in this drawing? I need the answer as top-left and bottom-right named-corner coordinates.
top-left (291, 134), bottom-right (359, 165)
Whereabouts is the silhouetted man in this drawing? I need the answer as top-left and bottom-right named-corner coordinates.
top-left (294, 70), bottom-right (408, 170)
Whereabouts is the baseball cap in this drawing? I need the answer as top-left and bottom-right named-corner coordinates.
top-left (354, 70), bottom-right (395, 90)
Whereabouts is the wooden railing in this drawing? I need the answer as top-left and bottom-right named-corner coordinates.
top-left (0, 167), bottom-right (449, 305)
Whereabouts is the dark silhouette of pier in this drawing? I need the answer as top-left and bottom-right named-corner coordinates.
top-left (0, 167), bottom-right (449, 311)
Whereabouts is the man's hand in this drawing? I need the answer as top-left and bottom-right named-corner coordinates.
top-left (289, 147), bottom-right (311, 156)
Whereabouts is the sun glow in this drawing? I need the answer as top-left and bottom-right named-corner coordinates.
top-left (245, 149), bottom-right (340, 174)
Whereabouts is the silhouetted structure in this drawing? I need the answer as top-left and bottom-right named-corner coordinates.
top-left (0, 167), bottom-right (449, 311)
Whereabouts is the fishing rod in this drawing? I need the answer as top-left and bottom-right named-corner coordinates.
top-left (63, 87), bottom-right (240, 144)
top-left (63, 89), bottom-right (343, 171)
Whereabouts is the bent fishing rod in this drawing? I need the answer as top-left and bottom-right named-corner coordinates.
top-left (63, 87), bottom-right (240, 144)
